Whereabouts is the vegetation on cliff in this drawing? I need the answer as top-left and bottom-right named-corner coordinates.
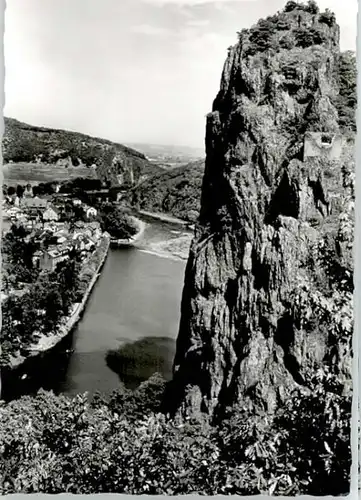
top-left (336, 50), bottom-right (357, 131)
top-left (2, 225), bottom-right (40, 286)
top-left (128, 159), bottom-right (205, 222)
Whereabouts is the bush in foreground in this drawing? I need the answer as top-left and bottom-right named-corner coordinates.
top-left (0, 371), bottom-right (351, 495)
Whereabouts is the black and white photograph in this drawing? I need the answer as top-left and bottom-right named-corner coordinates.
top-left (0, 0), bottom-right (357, 495)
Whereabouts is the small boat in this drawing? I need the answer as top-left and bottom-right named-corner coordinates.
top-left (21, 374), bottom-right (28, 380)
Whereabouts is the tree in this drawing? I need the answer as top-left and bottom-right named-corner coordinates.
top-left (16, 184), bottom-right (25, 198)
top-left (319, 8), bottom-right (336, 27)
top-left (2, 225), bottom-right (39, 281)
top-left (306, 0), bottom-right (319, 14)
top-left (295, 27), bottom-right (328, 48)
top-left (99, 205), bottom-right (138, 240)
top-left (284, 0), bottom-right (299, 12)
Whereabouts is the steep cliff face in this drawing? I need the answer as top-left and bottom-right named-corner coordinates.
top-left (166, 4), bottom-right (354, 420)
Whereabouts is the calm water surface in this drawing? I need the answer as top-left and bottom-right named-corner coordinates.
top-left (60, 224), bottom-right (186, 396)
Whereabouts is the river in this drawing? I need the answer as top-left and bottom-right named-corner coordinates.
top-left (1, 222), bottom-right (188, 401)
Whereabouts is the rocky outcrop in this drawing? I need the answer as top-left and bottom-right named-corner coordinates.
top-left (165, 3), bottom-right (355, 420)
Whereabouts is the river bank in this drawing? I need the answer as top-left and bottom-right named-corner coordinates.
top-left (137, 209), bottom-right (190, 227)
top-left (137, 233), bottom-right (192, 261)
top-left (124, 210), bottom-right (194, 261)
top-left (6, 234), bottom-right (111, 371)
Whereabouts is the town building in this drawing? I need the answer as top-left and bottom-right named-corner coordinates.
top-left (33, 243), bottom-right (73, 271)
top-left (84, 205), bottom-right (98, 219)
top-left (43, 206), bottom-right (60, 222)
top-left (88, 221), bottom-right (102, 241)
top-left (73, 234), bottom-right (95, 253)
top-left (21, 197), bottom-right (48, 215)
top-left (7, 207), bottom-right (21, 218)
top-left (23, 184), bottom-right (34, 198)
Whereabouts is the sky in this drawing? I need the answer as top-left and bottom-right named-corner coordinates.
top-left (3, 0), bottom-right (358, 149)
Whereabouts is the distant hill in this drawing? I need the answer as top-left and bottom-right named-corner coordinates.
top-left (124, 142), bottom-right (204, 166)
top-left (2, 117), bottom-right (163, 186)
top-left (128, 159), bottom-right (205, 222)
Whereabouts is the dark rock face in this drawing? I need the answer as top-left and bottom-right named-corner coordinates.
top-left (166, 5), bottom-right (354, 420)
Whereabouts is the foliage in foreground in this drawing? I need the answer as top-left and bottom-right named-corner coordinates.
top-left (0, 372), bottom-right (351, 495)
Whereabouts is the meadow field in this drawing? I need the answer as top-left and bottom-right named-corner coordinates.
top-left (3, 162), bottom-right (97, 186)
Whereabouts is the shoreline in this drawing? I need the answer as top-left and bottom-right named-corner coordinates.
top-left (137, 209), bottom-right (189, 227)
top-left (137, 248), bottom-right (187, 263)
top-left (137, 233), bottom-right (192, 262)
top-left (5, 235), bottom-right (111, 371)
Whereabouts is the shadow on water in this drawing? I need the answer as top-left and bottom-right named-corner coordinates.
top-left (1, 332), bottom-right (75, 402)
top-left (105, 336), bottom-right (176, 390)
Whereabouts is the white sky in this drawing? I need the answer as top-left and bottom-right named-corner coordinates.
top-left (3, 0), bottom-right (358, 149)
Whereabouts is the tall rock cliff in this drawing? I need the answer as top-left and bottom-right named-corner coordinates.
top-left (166, 2), bottom-right (355, 420)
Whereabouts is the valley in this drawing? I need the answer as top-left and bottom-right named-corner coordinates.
top-left (0, 0), bottom-right (356, 496)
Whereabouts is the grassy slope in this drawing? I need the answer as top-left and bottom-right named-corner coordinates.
top-left (2, 117), bottom-right (163, 185)
top-left (2, 163), bottom-right (98, 185)
top-left (128, 159), bottom-right (205, 222)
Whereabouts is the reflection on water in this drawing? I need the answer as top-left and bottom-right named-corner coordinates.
top-left (106, 336), bottom-right (176, 390)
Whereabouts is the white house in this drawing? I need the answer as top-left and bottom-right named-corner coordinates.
top-left (43, 206), bottom-right (60, 222)
top-left (23, 185), bottom-right (34, 198)
top-left (85, 206), bottom-right (97, 219)
top-left (7, 207), bottom-right (21, 218)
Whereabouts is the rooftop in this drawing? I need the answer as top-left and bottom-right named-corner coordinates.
top-left (22, 197), bottom-right (48, 208)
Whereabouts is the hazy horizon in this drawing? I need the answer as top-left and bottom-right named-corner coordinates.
top-left (4, 0), bottom-right (357, 150)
